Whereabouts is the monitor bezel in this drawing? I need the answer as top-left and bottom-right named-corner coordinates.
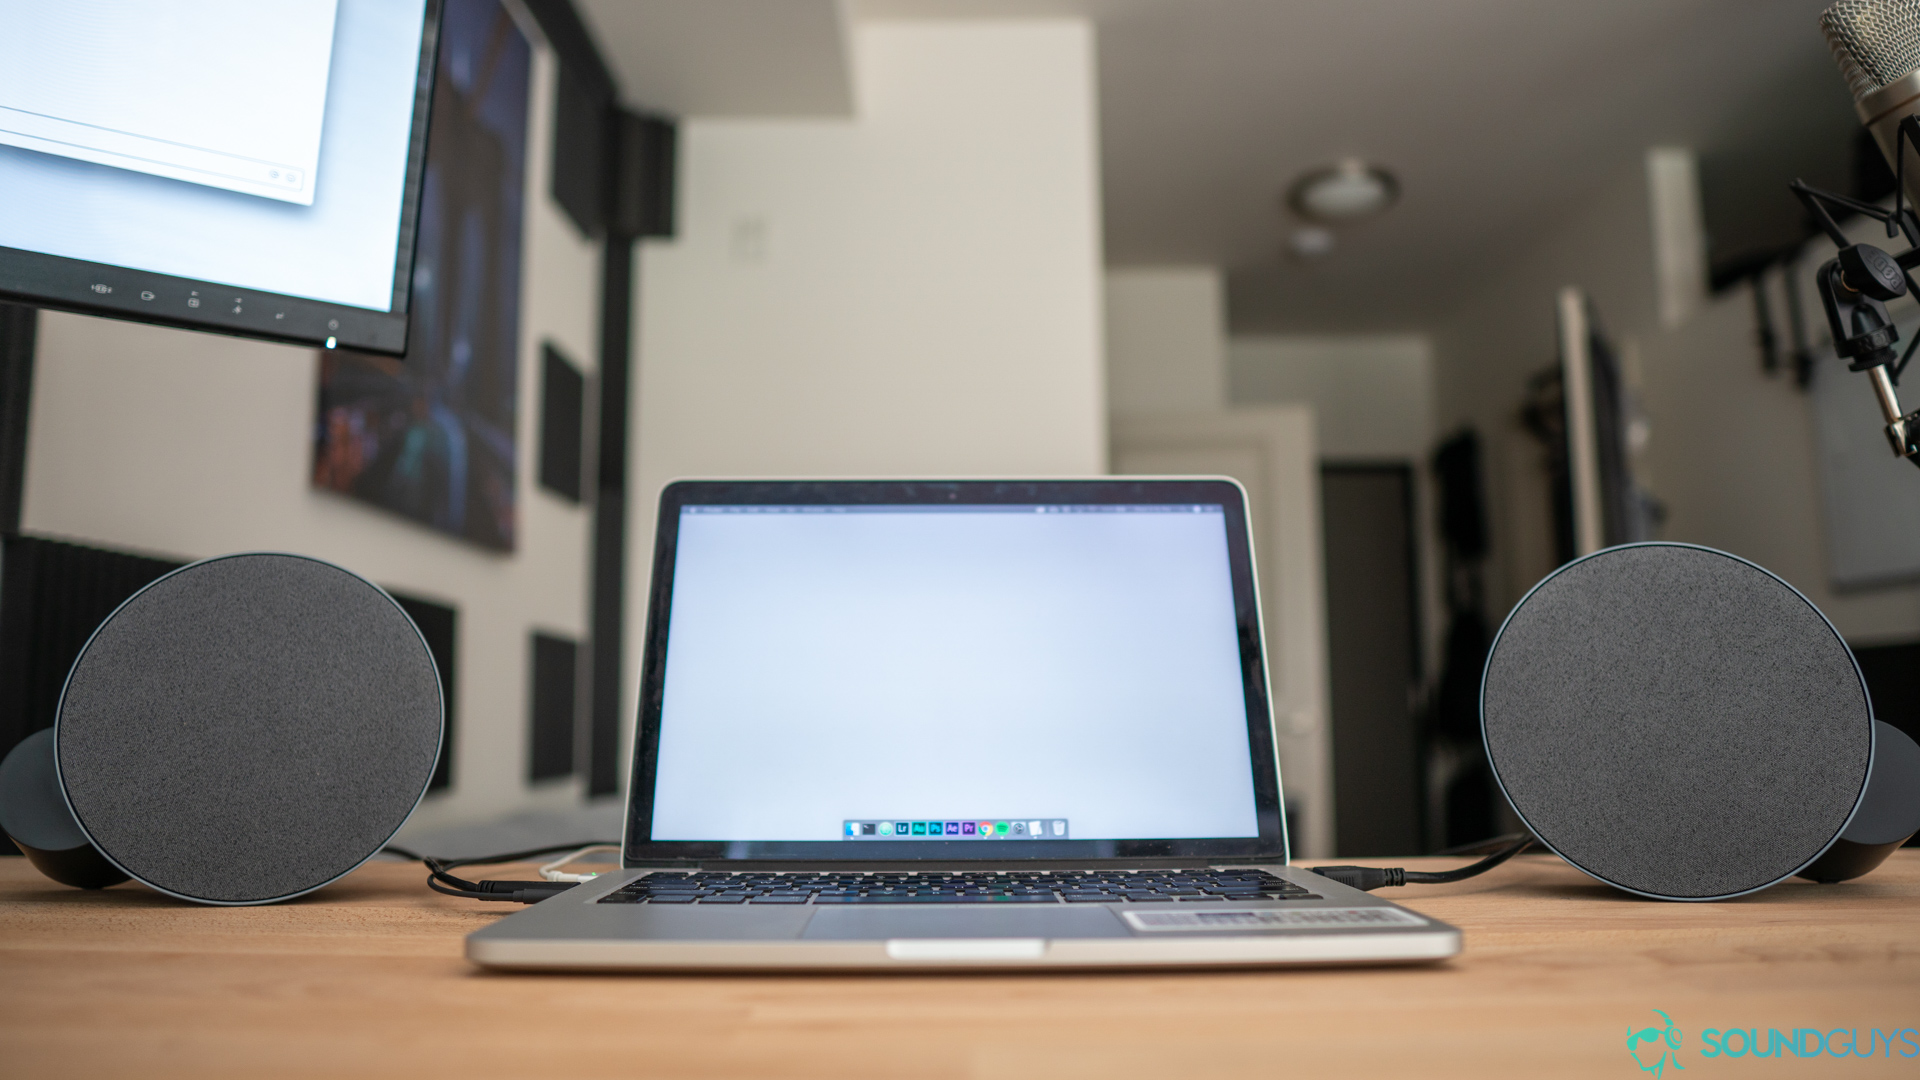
top-left (0, 0), bottom-right (444, 357)
top-left (623, 478), bottom-right (1290, 866)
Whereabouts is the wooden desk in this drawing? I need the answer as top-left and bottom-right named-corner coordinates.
top-left (2, 853), bottom-right (1916, 1078)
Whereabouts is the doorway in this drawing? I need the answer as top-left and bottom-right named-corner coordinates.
top-left (1321, 464), bottom-right (1422, 856)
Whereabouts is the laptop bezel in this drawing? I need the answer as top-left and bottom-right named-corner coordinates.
top-left (622, 478), bottom-right (1288, 866)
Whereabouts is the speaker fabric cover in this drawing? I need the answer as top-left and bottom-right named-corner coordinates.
top-left (1482, 544), bottom-right (1873, 900)
top-left (56, 553), bottom-right (443, 904)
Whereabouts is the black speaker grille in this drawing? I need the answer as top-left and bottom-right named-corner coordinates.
top-left (57, 554), bottom-right (442, 903)
top-left (1483, 545), bottom-right (1871, 899)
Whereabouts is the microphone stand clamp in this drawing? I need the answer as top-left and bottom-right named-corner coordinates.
top-left (1790, 169), bottom-right (1920, 470)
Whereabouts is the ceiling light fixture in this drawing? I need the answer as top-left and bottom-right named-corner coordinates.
top-left (1287, 225), bottom-right (1336, 260)
top-left (1286, 159), bottom-right (1400, 223)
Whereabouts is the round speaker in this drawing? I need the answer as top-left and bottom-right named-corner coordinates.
top-left (1482, 543), bottom-right (1875, 901)
top-left (49, 552), bottom-right (442, 904)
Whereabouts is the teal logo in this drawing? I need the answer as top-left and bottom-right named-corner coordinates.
top-left (1631, 1011), bottom-right (1920, 1069)
top-left (1701, 1026), bottom-right (1920, 1058)
top-left (1629, 1010), bottom-right (1684, 1077)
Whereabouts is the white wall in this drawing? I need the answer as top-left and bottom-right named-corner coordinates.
top-left (18, 35), bottom-right (603, 829)
top-left (627, 21), bottom-right (1107, 784)
top-left (1431, 157), bottom-right (1920, 641)
top-left (1228, 334), bottom-right (1435, 461)
top-left (1101, 289), bottom-right (1449, 853)
top-left (1224, 332), bottom-right (1444, 766)
top-left (1430, 166), bottom-right (1648, 617)
top-left (1109, 408), bottom-right (1332, 857)
top-left (1104, 267), bottom-right (1225, 417)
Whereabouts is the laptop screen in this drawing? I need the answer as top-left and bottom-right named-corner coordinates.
top-left (627, 480), bottom-right (1286, 863)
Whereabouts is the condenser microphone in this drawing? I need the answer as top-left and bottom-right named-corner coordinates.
top-left (1824, 1), bottom-right (1920, 208)
top-left (1820, 2), bottom-right (1920, 471)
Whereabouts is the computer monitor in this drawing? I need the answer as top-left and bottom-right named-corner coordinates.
top-left (0, 0), bottom-right (442, 355)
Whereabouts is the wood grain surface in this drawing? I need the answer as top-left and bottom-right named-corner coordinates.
top-left (1, 853), bottom-right (1916, 1078)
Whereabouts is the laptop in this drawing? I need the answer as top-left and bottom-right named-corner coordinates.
top-left (468, 478), bottom-right (1459, 970)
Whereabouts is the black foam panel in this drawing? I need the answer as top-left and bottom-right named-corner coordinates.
top-left (0, 534), bottom-right (181, 768)
top-left (387, 590), bottom-right (457, 793)
top-left (528, 632), bottom-right (578, 782)
top-left (57, 553), bottom-right (442, 904)
top-left (1482, 544), bottom-right (1872, 900)
top-left (539, 344), bottom-right (585, 503)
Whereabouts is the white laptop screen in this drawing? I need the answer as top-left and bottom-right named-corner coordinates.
top-left (646, 502), bottom-right (1263, 844)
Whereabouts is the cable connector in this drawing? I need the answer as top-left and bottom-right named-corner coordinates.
top-left (1307, 865), bottom-right (1406, 891)
top-left (1307, 836), bottom-right (1537, 892)
top-left (475, 879), bottom-right (579, 903)
top-left (385, 841), bottom-right (617, 904)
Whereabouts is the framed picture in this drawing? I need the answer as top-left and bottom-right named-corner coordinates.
top-left (313, 0), bottom-right (530, 551)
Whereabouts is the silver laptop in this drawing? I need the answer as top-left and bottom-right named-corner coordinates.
top-left (468, 479), bottom-right (1458, 970)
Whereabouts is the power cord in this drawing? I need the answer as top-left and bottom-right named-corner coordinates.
top-left (540, 844), bottom-right (622, 882)
top-left (382, 841), bottom-right (621, 904)
top-left (1308, 834), bottom-right (1537, 892)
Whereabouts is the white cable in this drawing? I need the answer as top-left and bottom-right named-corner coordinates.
top-left (539, 844), bottom-right (621, 882)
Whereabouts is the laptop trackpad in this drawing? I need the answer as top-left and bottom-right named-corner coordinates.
top-left (801, 906), bottom-right (1126, 940)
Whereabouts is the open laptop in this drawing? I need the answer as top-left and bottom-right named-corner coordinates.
top-left (468, 479), bottom-right (1459, 970)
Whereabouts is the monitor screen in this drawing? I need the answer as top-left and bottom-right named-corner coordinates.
top-left (0, 0), bottom-right (440, 354)
top-left (646, 503), bottom-right (1264, 846)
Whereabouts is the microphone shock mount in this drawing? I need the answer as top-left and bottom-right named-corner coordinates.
top-left (1791, 117), bottom-right (1920, 468)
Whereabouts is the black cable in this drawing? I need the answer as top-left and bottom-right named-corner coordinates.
top-left (407, 840), bottom-right (622, 872)
top-left (381, 845), bottom-right (481, 890)
top-left (424, 875), bottom-right (579, 904)
top-left (1402, 837), bottom-right (1535, 883)
top-left (425, 875), bottom-right (495, 900)
top-left (1308, 837), bottom-right (1537, 892)
top-left (382, 840), bottom-right (621, 904)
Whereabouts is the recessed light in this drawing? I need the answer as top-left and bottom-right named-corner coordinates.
top-left (1286, 159), bottom-right (1399, 223)
top-left (1288, 225), bottom-right (1336, 259)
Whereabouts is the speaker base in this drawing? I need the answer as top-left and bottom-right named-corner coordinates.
top-left (1800, 721), bottom-right (1920, 884)
top-left (0, 728), bottom-right (127, 888)
top-left (6, 835), bottom-right (129, 890)
top-left (1798, 836), bottom-right (1914, 883)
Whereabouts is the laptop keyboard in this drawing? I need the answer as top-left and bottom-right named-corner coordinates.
top-left (597, 868), bottom-right (1320, 905)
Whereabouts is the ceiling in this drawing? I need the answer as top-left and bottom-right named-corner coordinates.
top-left (590, 0), bottom-right (1855, 331)
top-left (575, 1), bottom-right (852, 117)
